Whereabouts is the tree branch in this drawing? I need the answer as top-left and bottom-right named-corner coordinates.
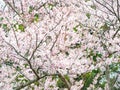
top-left (112, 26), bottom-right (120, 39)
top-left (15, 75), bottom-right (47, 90)
top-left (5, 41), bottom-right (40, 78)
top-left (57, 71), bottom-right (71, 90)
top-left (3, 0), bottom-right (21, 17)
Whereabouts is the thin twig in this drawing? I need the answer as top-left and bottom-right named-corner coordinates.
top-left (20, 0), bottom-right (24, 14)
top-left (5, 41), bottom-right (39, 78)
top-left (5, 41), bottom-right (28, 61)
top-left (5, 17), bottom-right (19, 47)
top-left (3, 0), bottom-right (21, 17)
top-left (112, 26), bottom-right (120, 39)
top-left (50, 30), bottom-right (61, 51)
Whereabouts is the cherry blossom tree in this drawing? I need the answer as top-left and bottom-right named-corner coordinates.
top-left (0, 0), bottom-right (120, 90)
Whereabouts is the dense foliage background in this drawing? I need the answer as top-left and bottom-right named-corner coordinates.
top-left (0, 0), bottom-right (120, 90)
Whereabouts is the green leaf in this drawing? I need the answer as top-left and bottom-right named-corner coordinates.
top-left (70, 42), bottom-right (81, 49)
top-left (18, 74), bottom-right (24, 78)
top-left (4, 61), bottom-right (13, 66)
top-left (57, 77), bottom-right (67, 88)
top-left (52, 75), bottom-right (58, 80)
top-left (108, 54), bottom-right (113, 58)
top-left (96, 53), bottom-right (102, 58)
top-left (93, 55), bottom-right (97, 62)
top-left (29, 6), bottom-right (34, 13)
top-left (23, 63), bottom-right (29, 68)
top-left (73, 24), bottom-right (82, 32)
top-left (109, 63), bottom-right (119, 72)
top-left (56, 75), bottom-right (70, 88)
top-left (75, 42), bottom-right (81, 48)
top-left (86, 13), bottom-right (91, 19)
top-left (31, 87), bottom-right (34, 90)
top-left (100, 23), bottom-right (110, 31)
top-left (92, 69), bottom-right (100, 74)
top-left (65, 51), bottom-right (69, 56)
top-left (100, 81), bottom-right (106, 89)
top-left (49, 85), bottom-right (54, 88)
top-left (34, 81), bottom-right (39, 86)
top-left (15, 77), bottom-right (20, 82)
top-left (18, 24), bottom-right (25, 32)
top-left (90, 5), bottom-right (96, 10)
top-left (74, 74), bottom-right (82, 81)
top-left (22, 79), bottom-right (28, 83)
top-left (0, 64), bottom-right (2, 68)
top-left (16, 66), bottom-right (21, 71)
top-left (85, 0), bottom-right (90, 2)
top-left (81, 71), bottom-right (96, 90)
top-left (73, 27), bottom-right (78, 32)
top-left (2, 24), bottom-right (7, 30)
top-left (48, 3), bottom-right (54, 10)
top-left (64, 75), bottom-right (70, 82)
top-left (0, 17), bottom-right (4, 21)
top-left (89, 50), bottom-right (94, 56)
top-left (34, 13), bottom-right (39, 22)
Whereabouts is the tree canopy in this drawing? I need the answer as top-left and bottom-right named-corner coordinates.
top-left (0, 0), bottom-right (120, 90)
